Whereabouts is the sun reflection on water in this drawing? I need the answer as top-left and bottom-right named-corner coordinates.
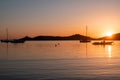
top-left (107, 45), bottom-right (112, 58)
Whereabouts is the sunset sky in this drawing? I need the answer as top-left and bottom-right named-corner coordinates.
top-left (0, 0), bottom-right (120, 39)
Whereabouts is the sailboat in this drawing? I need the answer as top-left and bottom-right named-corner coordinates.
top-left (92, 39), bottom-right (113, 45)
top-left (1, 29), bottom-right (25, 43)
top-left (80, 26), bottom-right (91, 43)
top-left (93, 35), bottom-right (113, 45)
top-left (1, 28), bottom-right (10, 43)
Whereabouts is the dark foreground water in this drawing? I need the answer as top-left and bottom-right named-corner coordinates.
top-left (0, 41), bottom-right (120, 80)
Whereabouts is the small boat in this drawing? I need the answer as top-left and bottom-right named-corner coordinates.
top-left (1, 39), bottom-right (25, 43)
top-left (1, 28), bottom-right (10, 43)
top-left (92, 41), bottom-right (113, 45)
top-left (1, 29), bottom-right (25, 43)
top-left (1, 40), bottom-right (11, 43)
top-left (80, 40), bottom-right (91, 43)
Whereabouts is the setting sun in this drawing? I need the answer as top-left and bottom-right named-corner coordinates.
top-left (106, 31), bottom-right (113, 36)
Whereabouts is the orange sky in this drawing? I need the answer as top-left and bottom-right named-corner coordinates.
top-left (0, 0), bottom-right (120, 39)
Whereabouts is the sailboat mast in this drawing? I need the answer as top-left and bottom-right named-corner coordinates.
top-left (86, 25), bottom-right (87, 58)
top-left (86, 25), bottom-right (87, 40)
top-left (6, 28), bottom-right (8, 40)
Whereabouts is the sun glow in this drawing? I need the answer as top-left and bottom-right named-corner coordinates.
top-left (106, 31), bottom-right (112, 36)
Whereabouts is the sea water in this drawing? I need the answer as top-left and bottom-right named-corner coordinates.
top-left (0, 41), bottom-right (120, 80)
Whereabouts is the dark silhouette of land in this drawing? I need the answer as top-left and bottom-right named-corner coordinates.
top-left (18, 33), bottom-right (120, 41)
top-left (1, 33), bottom-right (120, 42)
top-left (19, 34), bottom-right (93, 41)
top-left (98, 33), bottom-right (120, 40)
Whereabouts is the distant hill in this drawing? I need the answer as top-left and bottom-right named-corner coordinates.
top-left (17, 33), bottom-right (120, 41)
top-left (112, 33), bottom-right (120, 40)
top-left (19, 34), bottom-right (93, 41)
top-left (19, 36), bottom-right (32, 40)
top-left (98, 33), bottom-right (120, 40)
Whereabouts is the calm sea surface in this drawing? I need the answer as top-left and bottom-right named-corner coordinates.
top-left (0, 41), bottom-right (120, 80)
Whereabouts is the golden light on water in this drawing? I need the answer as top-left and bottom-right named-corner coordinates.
top-left (107, 45), bottom-right (112, 58)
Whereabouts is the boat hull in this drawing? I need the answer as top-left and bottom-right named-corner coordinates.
top-left (1, 40), bottom-right (11, 43)
top-left (80, 40), bottom-right (91, 43)
top-left (1, 40), bottom-right (25, 43)
top-left (92, 42), bottom-right (113, 45)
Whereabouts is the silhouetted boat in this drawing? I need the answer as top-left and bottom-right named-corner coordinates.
top-left (80, 26), bottom-right (91, 43)
top-left (1, 29), bottom-right (25, 43)
top-left (1, 28), bottom-right (10, 43)
top-left (92, 41), bottom-right (113, 45)
top-left (80, 39), bottom-right (90, 43)
top-left (1, 40), bottom-right (10, 43)
top-left (1, 39), bottom-right (25, 43)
